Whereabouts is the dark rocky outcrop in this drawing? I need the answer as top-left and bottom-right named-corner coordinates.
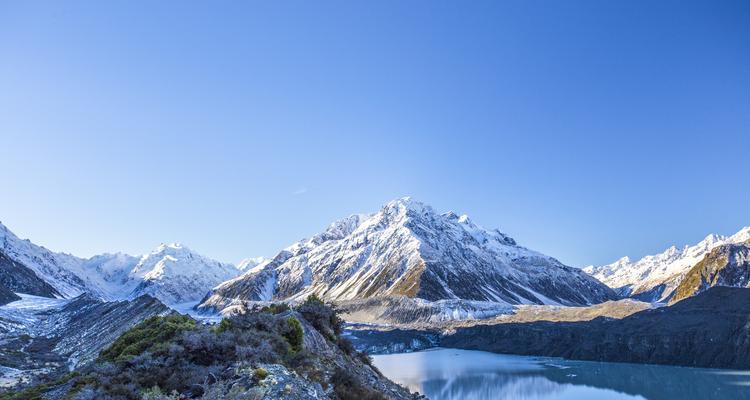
top-left (441, 287), bottom-right (750, 369)
top-left (0, 250), bottom-right (60, 298)
top-left (670, 241), bottom-right (750, 304)
top-left (0, 284), bottom-right (20, 306)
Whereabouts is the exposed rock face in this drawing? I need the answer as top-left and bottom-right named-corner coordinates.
top-left (0, 285), bottom-right (20, 306)
top-left (670, 241), bottom-right (750, 304)
top-left (585, 227), bottom-right (750, 302)
top-left (199, 198), bottom-right (617, 312)
top-left (441, 287), bottom-right (750, 369)
top-left (0, 249), bottom-right (61, 299)
top-left (221, 363), bottom-right (328, 400)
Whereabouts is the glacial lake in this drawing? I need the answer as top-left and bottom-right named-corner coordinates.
top-left (372, 348), bottom-right (750, 400)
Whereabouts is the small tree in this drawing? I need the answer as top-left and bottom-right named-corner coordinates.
top-left (305, 294), bottom-right (324, 305)
top-left (284, 317), bottom-right (304, 352)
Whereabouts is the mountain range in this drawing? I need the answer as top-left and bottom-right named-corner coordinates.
top-left (0, 222), bottom-right (245, 305)
top-left (584, 227), bottom-right (750, 302)
top-left (3, 200), bottom-right (750, 313)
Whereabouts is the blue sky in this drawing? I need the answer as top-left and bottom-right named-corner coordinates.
top-left (1, 1), bottom-right (749, 267)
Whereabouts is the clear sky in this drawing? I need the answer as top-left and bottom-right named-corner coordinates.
top-left (1, 1), bottom-right (749, 267)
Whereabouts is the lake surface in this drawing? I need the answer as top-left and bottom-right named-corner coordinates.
top-left (372, 348), bottom-right (750, 400)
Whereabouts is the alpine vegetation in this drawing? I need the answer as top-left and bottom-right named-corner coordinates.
top-left (5, 296), bottom-right (418, 400)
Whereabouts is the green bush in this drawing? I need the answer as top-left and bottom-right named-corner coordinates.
top-left (99, 314), bottom-right (196, 362)
top-left (214, 318), bottom-right (234, 333)
top-left (0, 372), bottom-right (78, 400)
top-left (331, 368), bottom-right (387, 400)
top-left (297, 299), bottom-right (343, 341)
top-left (260, 303), bottom-right (290, 314)
top-left (284, 317), bottom-right (304, 352)
top-left (253, 368), bottom-right (268, 381)
top-left (304, 294), bottom-right (324, 306)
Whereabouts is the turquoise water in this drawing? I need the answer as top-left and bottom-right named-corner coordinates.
top-left (372, 348), bottom-right (750, 400)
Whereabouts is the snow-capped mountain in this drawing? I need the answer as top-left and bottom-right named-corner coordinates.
top-left (0, 221), bottom-right (109, 298)
top-left (128, 243), bottom-right (239, 304)
top-left (237, 256), bottom-right (271, 272)
top-left (0, 221), bottom-right (242, 305)
top-left (198, 198), bottom-right (617, 312)
top-left (669, 240), bottom-right (750, 304)
top-left (583, 226), bottom-right (750, 302)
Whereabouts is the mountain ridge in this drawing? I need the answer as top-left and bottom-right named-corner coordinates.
top-left (584, 226), bottom-right (750, 302)
top-left (0, 221), bottom-right (246, 305)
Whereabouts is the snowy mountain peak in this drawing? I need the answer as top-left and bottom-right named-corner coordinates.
top-left (151, 242), bottom-right (188, 255)
top-left (457, 214), bottom-right (472, 225)
top-left (0, 221), bottom-right (243, 305)
top-left (585, 226), bottom-right (750, 302)
top-left (237, 256), bottom-right (270, 271)
top-left (123, 242), bottom-right (241, 304)
top-left (379, 196), bottom-right (433, 219)
top-left (0, 221), bottom-right (94, 298)
top-left (730, 226), bottom-right (750, 243)
top-left (198, 198), bottom-right (616, 311)
top-left (132, 243), bottom-right (236, 278)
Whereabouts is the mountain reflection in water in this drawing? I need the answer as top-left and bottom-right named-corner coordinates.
top-left (372, 348), bottom-right (750, 400)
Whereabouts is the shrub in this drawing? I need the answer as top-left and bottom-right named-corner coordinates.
top-left (213, 318), bottom-right (233, 333)
top-left (284, 317), bottom-right (304, 353)
top-left (337, 337), bottom-right (355, 355)
top-left (331, 368), bottom-right (387, 400)
top-left (99, 315), bottom-right (196, 362)
top-left (356, 351), bottom-right (381, 374)
top-left (304, 294), bottom-right (324, 306)
top-left (297, 300), bottom-right (343, 342)
top-left (0, 372), bottom-right (78, 400)
top-left (252, 368), bottom-right (268, 381)
top-left (260, 303), bottom-right (290, 314)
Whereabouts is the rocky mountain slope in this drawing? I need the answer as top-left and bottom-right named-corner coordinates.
top-left (0, 293), bottom-right (169, 387)
top-left (670, 240), bottom-right (750, 304)
top-left (441, 287), bottom-right (750, 369)
top-left (5, 299), bottom-right (418, 400)
top-left (0, 222), bottom-right (97, 298)
top-left (199, 198), bottom-right (616, 313)
top-left (0, 222), bottom-right (242, 305)
top-left (584, 226), bottom-right (750, 302)
top-left (0, 250), bottom-right (60, 300)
